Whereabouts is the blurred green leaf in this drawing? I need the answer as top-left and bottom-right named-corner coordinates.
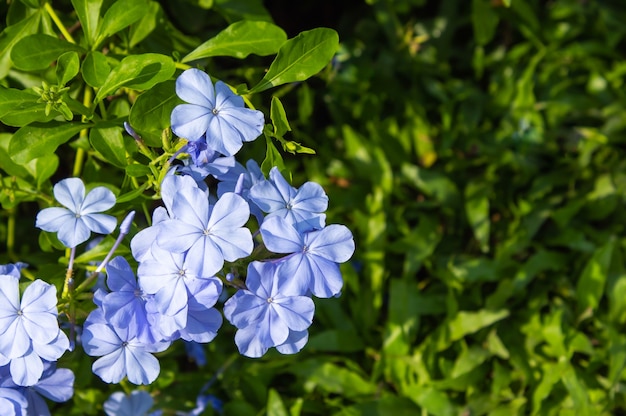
top-left (464, 180), bottom-right (490, 252)
top-left (447, 309), bottom-right (510, 346)
top-left (576, 238), bottom-right (614, 312)
top-left (267, 389), bottom-right (289, 416)
top-left (472, 0), bottom-right (499, 45)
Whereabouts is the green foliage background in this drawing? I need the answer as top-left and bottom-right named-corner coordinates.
top-left (2, 0), bottom-right (626, 414)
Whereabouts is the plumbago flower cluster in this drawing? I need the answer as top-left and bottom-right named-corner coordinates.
top-left (0, 69), bottom-right (354, 414)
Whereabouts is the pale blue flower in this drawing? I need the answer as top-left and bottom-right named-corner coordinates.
top-left (170, 69), bottom-right (264, 156)
top-left (82, 308), bottom-right (170, 385)
top-left (104, 390), bottom-right (157, 416)
top-left (223, 261), bottom-right (314, 358)
top-left (156, 185), bottom-right (253, 278)
top-left (259, 217), bottom-right (355, 297)
top-left (36, 178), bottom-right (116, 248)
top-left (0, 363), bottom-right (74, 416)
top-left (0, 277), bottom-right (67, 386)
top-left (249, 167), bottom-right (328, 232)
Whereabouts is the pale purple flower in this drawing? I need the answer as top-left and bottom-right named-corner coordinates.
top-left (36, 178), bottom-right (116, 248)
top-left (171, 69), bottom-right (264, 156)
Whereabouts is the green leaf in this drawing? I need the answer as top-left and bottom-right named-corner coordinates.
top-left (451, 346), bottom-right (492, 378)
top-left (214, 0), bottom-right (272, 22)
top-left (464, 180), bottom-right (490, 252)
top-left (115, 182), bottom-right (150, 204)
top-left (404, 385), bottom-right (456, 416)
top-left (266, 389), bottom-right (288, 416)
top-left (576, 238), bottom-right (614, 311)
top-left (125, 164), bottom-right (151, 177)
top-left (0, 133), bottom-right (30, 178)
top-left (294, 360), bottom-right (377, 399)
top-left (56, 51), bottom-right (80, 86)
top-left (81, 51), bottom-right (111, 88)
top-left (270, 96), bottom-right (291, 137)
top-left (336, 397), bottom-right (421, 416)
top-left (261, 134), bottom-right (285, 176)
top-left (95, 53), bottom-right (176, 102)
top-left (249, 28), bottom-right (339, 93)
top-left (182, 20), bottom-right (287, 62)
top-left (0, 10), bottom-right (43, 78)
top-left (19, 0), bottom-right (40, 8)
top-left (29, 153), bottom-right (60, 189)
top-left (561, 362), bottom-right (590, 414)
top-left (70, 0), bottom-right (102, 47)
top-left (448, 309), bottom-right (510, 345)
top-left (11, 34), bottom-right (85, 71)
top-left (128, 1), bottom-right (161, 48)
top-left (90, 122), bottom-right (127, 168)
top-left (96, 0), bottom-right (149, 46)
top-left (472, 0), bottom-right (499, 45)
top-left (308, 329), bottom-right (365, 352)
top-left (9, 122), bottom-right (86, 164)
top-left (128, 80), bottom-right (180, 147)
top-left (0, 87), bottom-right (57, 126)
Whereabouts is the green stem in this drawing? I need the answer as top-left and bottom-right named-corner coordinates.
top-left (44, 3), bottom-right (76, 44)
top-left (72, 86), bottom-right (93, 177)
top-left (175, 62), bottom-right (192, 71)
top-left (6, 208), bottom-right (15, 259)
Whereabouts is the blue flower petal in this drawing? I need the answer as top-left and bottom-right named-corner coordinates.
top-left (57, 216), bottom-right (91, 248)
top-left (10, 348), bottom-right (44, 386)
top-left (52, 178), bottom-right (84, 213)
top-left (81, 186), bottom-right (116, 214)
top-left (35, 207), bottom-right (74, 233)
top-left (171, 104), bottom-right (213, 141)
top-left (234, 324), bottom-right (268, 358)
top-left (260, 217), bottom-right (304, 254)
top-left (307, 224), bottom-right (355, 263)
top-left (81, 213), bottom-right (117, 235)
top-left (92, 348), bottom-right (126, 383)
top-left (33, 367), bottom-right (74, 402)
top-left (273, 296), bottom-right (315, 331)
top-left (275, 329), bottom-right (309, 355)
top-left (214, 80), bottom-right (244, 109)
top-left (176, 68), bottom-right (215, 108)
